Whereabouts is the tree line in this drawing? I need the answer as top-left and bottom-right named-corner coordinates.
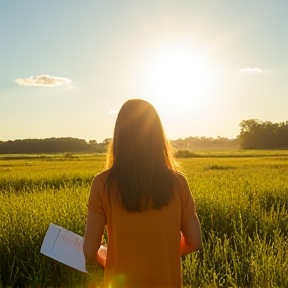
top-left (0, 137), bottom-right (108, 154)
top-left (0, 136), bottom-right (240, 154)
top-left (171, 136), bottom-right (240, 151)
top-left (239, 119), bottom-right (288, 149)
top-left (1, 119), bottom-right (287, 154)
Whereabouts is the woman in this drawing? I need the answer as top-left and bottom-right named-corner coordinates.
top-left (84, 99), bottom-right (202, 288)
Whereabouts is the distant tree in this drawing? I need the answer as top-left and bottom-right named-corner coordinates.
top-left (239, 119), bottom-right (288, 149)
top-left (89, 140), bottom-right (97, 145)
top-left (102, 138), bottom-right (112, 145)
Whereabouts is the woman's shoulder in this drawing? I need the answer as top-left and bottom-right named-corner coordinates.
top-left (171, 171), bottom-right (190, 195)
top-left (92, 169), bottom-right (111, 186)
top-left (172, 171), bottom-right (187, 185)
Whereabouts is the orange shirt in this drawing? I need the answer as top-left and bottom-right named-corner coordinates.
top-left (88, 170), bottom-right (195, 288)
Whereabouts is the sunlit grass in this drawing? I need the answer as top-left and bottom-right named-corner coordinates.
top-left (181, 156), bottom-right (288, 287)
top-left (0, 152), bottom-right (288, 287)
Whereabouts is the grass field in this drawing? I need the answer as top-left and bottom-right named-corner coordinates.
top-left (1, 151), bottom-right (288, 287)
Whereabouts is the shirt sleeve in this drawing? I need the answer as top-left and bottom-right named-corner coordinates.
top-left (87, 175), bottom-right (107, 222)
top-left (177, 174), bottom-right (196, 229)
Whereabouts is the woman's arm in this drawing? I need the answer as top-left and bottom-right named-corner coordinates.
top-left (83, 209), bottom-right (106, 266)
top-left (178, 173), bottom-right (202, 256)
top-left (180, 211), bottom-right (202, 256)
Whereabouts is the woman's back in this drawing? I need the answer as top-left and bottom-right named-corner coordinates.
top-left (88, 170), bottom-right (196, 288)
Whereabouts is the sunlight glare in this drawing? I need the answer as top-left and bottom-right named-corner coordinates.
top-left (141, 45), bottom-right (218, 113)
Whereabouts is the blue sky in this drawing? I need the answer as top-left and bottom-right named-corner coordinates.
top-left (1, 0), bottom-right (288, 142)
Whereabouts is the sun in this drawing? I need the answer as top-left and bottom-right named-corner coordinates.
top-left (140, 45), bottom-right (218, 113)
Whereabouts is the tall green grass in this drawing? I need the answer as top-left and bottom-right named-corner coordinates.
top-left (180, 157), bottom-right (288, 287)
top-left (0, 153), bottom-right (287, 287)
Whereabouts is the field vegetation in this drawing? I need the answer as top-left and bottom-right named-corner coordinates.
top-left (1, 151), bottom-right (288, 287)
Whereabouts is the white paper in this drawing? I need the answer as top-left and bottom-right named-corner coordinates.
top-left (41, 223), bottom-right (87, 273)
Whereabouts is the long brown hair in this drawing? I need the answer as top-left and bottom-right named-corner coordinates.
top-left (106, 99), bottom-right (177, 212)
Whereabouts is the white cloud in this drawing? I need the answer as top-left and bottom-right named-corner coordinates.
top-left (239, 67), bottom-right (263, 73)
top-left (14, 75), bottom-right (72, 87)
top-left (109, 110), bottom-right (118, 114)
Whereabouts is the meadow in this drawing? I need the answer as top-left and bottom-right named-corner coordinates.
top-left (0, 151), bottom-right (288, 288)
